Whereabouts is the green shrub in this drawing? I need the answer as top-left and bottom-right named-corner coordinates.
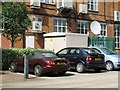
top-left (2, 48), bottom-right (48, 70)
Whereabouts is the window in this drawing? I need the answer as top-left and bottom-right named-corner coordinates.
top-left (100, 23), bottom-right (107, 37)
top-left (54, 18), bottom-right (67, 32)
top-left (41, 0), bottom-right (55, 4)
top-left (88, 0), bottom-right (98, 11)
top-left (114, 11), bottom-right (120, 21)
top-left (34, 52), bottom-right (43, 59)
top-left (58, 49), bottom-right (68, 55)
top-left (115, 25), bottom-right (120, 49)
top-left (77, 20), bottom-right (88, 34)
top-left (70, 49), bottom-right (80, 55)
top-left (57, 0), bottom-right (73, 8)
top-left (41, 52), bottom-right (57, 58)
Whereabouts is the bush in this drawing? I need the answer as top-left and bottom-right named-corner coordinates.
top-left (2, 48), bottom-right (48, 70)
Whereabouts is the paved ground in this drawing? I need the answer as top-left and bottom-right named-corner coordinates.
top-left (1, 71), bottom-right (42, 84)
top-left (0, 70), bottom-right (119, 88)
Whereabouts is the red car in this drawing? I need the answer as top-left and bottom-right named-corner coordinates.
top-left (9, 51), bottom-right (70, 76)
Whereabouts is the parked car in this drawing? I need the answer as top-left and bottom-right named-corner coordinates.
top-left (9, 51), bottom-right (70, 76)
top-left (87, 46), bottom-right (120, 71)
top-left (56, 47), bottom-right (105, 73)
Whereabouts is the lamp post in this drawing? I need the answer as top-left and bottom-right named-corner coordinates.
top-left (24, 54), bottom-right (29, 79)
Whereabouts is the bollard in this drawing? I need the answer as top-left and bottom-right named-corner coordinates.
top-left (24, 55), bottom-right (29, 79)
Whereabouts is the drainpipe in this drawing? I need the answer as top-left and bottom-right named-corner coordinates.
top-left (104, 0), bottom-right (106, 22)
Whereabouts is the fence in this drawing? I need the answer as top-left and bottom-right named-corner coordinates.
top-left (88, 36), bottom-right (115, 51)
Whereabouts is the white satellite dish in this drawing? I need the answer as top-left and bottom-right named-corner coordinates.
top-left (90, 21), bottom-right (101, 35)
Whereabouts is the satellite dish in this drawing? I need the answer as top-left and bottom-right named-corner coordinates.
top-left (90, 21), bottom-right (101, 35)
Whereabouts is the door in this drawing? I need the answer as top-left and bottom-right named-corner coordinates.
top-left (68, 48), bottom-right (82, 68)
top-left (26, 36), bottom-right (34, 48)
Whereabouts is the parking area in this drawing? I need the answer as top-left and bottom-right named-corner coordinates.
top-left (1, 70), bottom-right (119, 88)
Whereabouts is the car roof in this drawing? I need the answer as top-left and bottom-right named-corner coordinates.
top-left (88, 46), bottom-right (107, 49)
top-left (34, 50), bottom-right (54, 53)
top-left (62, 47), bottom-right (86, 49)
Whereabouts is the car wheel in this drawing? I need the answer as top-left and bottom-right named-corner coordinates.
top-left (106, 62), bottom-right (114, 71)
top-left (76, 63), bottom-right (85, 73)
top-left (34, 65), bottom-right (42, 76)
top-left (9, 63), bottom-right (16, 72)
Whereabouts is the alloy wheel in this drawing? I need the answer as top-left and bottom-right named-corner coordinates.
top-left (106, 62), bottom-right (114, 71)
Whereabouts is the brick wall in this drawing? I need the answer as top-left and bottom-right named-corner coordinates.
top-left (1, 1), bottom-right (120, 50)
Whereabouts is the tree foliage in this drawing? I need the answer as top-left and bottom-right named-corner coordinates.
top-left (2, 2), bottom-right (31, 47)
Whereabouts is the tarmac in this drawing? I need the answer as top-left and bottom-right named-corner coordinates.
top-left (0, 71), bottom-right (42, 84)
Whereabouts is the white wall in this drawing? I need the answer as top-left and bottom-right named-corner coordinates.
top-left (44, 37), bottom-right (66, 53)
top-left (26, 36), bottom-right (34, 48)
top-left (66, 34), bottom-right (88, 47)
top-left (44, 33), bottom-right (88, 53)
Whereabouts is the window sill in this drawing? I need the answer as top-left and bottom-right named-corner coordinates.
top-left (41, 2), bottom-right (56, 6)
top-left (88, 10), bottom-right (99, 13)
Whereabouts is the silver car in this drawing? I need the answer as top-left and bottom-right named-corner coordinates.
top-left (88, 47), bottom-right (120, 71)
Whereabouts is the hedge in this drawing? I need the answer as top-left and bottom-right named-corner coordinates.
top-left (1, 48), bottom-right (49, 70)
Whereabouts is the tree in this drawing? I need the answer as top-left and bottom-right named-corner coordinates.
top-left (2, 2), bottom-right (31, 47)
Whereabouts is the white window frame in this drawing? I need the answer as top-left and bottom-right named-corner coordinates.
top-left (88, 0), bottom-right (98, 11)
top-left (57, 0), bottom-right (73, 8)
top-left (77, 20), bottom-right (88, 34)
top-left (115, 24), bottom-right (120, 49)
top-left (54, 18), bottom-right (67, 32)
top-left (41, 0), bottom-right (55, 4)
top-left (114, 11), bottom-right (120, 21)
top-left (99, 23), bottom-right (107, 37)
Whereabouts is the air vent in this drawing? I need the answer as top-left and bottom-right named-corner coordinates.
top-left (32, 21), bottom-right (42, 31)
top-left (30, 0), bottom-right (41, 8)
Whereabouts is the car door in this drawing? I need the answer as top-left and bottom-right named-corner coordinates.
top-left (57, 48), bottom-right (75, 67)
top-left (68, 48), bottom-right (83, 68)
top-left (17, 57), bottom-right (24, 71)
top-left (57, 48), bottom-right (82, 68)
top-left (57, 48), bottom-right (69, 59)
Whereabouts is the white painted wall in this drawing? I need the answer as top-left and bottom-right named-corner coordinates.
top-left (26, 36), bottom-right (34, 48)
top-left (44, 37), bottom-right (66, 53)
top-left (44, 32), bottom-right (88, 53)
top-left (66, 33), bottom-right (88, 47)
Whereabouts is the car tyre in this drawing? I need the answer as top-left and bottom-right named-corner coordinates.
top-left (106, 62), bottom-right (114, 71)
top-left (76, 62), bottom-right (85, 73)
top-left (34, 65), bottom-right (42, 76)
top-left (9, 63), bottom-right (16, 72)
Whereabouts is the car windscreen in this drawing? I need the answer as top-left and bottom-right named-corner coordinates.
top-left (41, 52), bottom-right (58, 58)
top-left (99, 48), bottom-right (115, 55)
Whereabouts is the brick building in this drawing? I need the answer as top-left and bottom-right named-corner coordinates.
top-left (0, 0), bottom-right (120, 52)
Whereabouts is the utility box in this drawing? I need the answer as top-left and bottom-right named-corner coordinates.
top-left (44, 32), bottom-right (88, 53)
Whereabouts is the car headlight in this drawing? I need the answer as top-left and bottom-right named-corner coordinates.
top-left (114, 58), bottom-right (120, 62)
top-left (118, 58), bottom-right (120, 62)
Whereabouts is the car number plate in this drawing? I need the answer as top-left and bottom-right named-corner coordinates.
top-left (95, 58), bottom-right (102, 61)
top-left (57, 62), bottom-right (65, 65)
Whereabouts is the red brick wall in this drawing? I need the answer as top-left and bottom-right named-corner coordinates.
top-left (1, 1), bottom-right (119, 49)
top-left (1, 36), bottom-right (11, 48)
